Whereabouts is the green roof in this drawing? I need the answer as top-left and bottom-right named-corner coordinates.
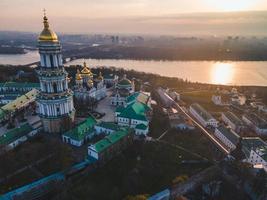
top-left (92, 129), bottom-right (131, 153)
top-left (0, 123), bottom-right (32, 145)
top-left (118, 102), bottom-right (150, 121)
top-left (95, 121), bottom-right (121, 131)
top-left (136, 123), bottom-right (148, 130)
top-left (63, 116), bottom-right (97, 141)
top-left (118, 78), bottom-right (131, 86)
top-left (103, 74), bottom-right (116, 79)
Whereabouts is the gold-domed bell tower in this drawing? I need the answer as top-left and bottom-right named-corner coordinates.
top-left (36, 11), bottom-right (75, 133)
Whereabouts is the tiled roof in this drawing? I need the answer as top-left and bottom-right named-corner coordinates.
top-left (63, 116), bottom-right (97, 141)
top-left (0, 123), bottom-right (32, 145)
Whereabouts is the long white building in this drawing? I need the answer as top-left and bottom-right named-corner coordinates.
top-left (214, 125), bottom-right (240, 151)
top-left (221, 111), bottom-right (244, 133)
top-left (189, 103), bottom-right (218, 128)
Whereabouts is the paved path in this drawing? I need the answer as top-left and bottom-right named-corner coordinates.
top-left (95, 90), bottom-right (115, 122)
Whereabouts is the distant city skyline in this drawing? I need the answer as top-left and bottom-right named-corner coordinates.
top-left (1, 0), bottom-right (267, 35)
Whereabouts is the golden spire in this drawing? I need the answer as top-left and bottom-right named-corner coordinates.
top-left (98, 71), bottom-right (104, 80)
top-left (76, 69), bottom-right (82, 81)
top-left (38, 9), bottom-right (58, 42)
top-left (81, 61), bottom-right (93, 76)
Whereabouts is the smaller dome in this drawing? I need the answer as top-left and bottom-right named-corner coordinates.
top-left (118, 75), bottom-right (131, 86)
top-left (81, 62), bottom-right (93, 77)
top-left (76, 74), bottom-right (82, 81)
top-left (87, 79), bottom-right (94, 87)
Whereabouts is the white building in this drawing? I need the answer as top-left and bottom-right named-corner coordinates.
top-left (189, 103), bottom-right (218, 128)
top-left (212, 95), bottom-right (222, 105)
top-left (111, 75), bottom-right (135, 106)
top-left (214, 125), bottom-right (240, 151)
top-left (115, 101), bottom-right (151, 136)
top-left (0, 123), bottom-right (36, 151)
top-left (221, 111), bottom-right (244, 133)
top-left (242, 137), bottom-right (267, 172)
top-left (242, 114), bottom-right (267, 135)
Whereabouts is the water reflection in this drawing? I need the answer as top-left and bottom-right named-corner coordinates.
top-left (211, 63), bottom-right (235, 85)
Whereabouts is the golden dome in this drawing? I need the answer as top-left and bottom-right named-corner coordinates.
top-left (81, 62), bottom-right (93, 77)
top-left (39, 14), bottom-right (58, 42)
top-left (87, 79), bottom-right (94, 87)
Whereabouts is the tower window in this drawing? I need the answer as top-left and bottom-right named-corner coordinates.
top-left (53, 83), bottom-right (57, 93)
top-left (50, 55), bottom-right (54, 67)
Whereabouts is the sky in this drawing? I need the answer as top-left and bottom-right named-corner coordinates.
top-left (1, 0), bottom-right (267, 35)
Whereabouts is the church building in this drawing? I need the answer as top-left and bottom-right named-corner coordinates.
top-left (74, 62), bottom-right (106, 102)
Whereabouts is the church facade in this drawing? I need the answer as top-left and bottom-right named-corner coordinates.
top-left (110, 75), bottom-right (135, 106)
top-left (74, 62), bottom-right (107, 102)
top-left (36, 14), bottom-right (75, 133)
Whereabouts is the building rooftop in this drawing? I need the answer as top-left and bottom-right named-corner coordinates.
top-left (63, 116), bottom-right (97, 141)
top-left (126, 92), bottom-right (150, 105)
top-left (223, 111), bottom-right (243, 126)
top-left (0, 89), bottom-right (39, 121)
top-left (242, 137), bottom-right (267, 160)
top-left (90, 128), bottom-right (131, 153)
top-left (0, 123), bottom-right (32, 146)
top-left (135, 123), bottom-right (148, 130)
top-left (190, 103), bottom-right (214, 121)
top-left (243, 113), bottom-right (267, 129)
top-left (216, 125), bottom-right (240, 145)
top-left (117, 102), bottom-right (150, 121)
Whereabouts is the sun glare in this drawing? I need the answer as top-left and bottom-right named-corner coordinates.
top-left (211, 63), bottom-right (235, 85)
top-left (206, 0), bottom-right (257, 11)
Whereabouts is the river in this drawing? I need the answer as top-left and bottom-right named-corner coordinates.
top-left (0, 51), bottom-right (266, 86)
